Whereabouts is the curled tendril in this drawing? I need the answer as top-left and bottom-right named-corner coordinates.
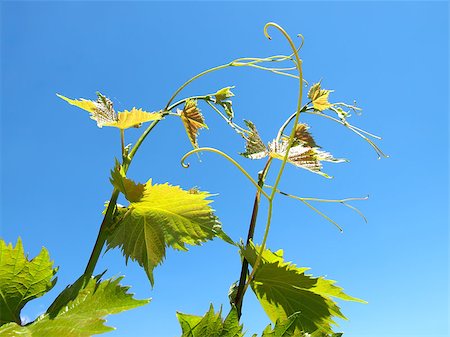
top-left (180, 147), bottom-right (270, 200)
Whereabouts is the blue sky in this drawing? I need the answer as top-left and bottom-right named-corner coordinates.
top-left (1, 1), bottom-right (448, 337)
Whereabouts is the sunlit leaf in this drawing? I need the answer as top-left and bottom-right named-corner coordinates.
top-left (106, 108), bottom-right (163, 129)
top-left (269, 139), bottom-right (346, 178)
top-left (292, 123), bottom-right (318, 148)
top-left (0, 277), bottom-right (148, 337)
top-left (0, 238), bottom-right (57, 326)
top-left (177, 305), bottom-right (244, 337)
top-left (57, 92), bottom-right (118, 128)
top-left (214, 86), bottom-right (235, 103)
top-left (242, 243), bottom-right (365, 335)
top-left (261, 312), bottom-right (300, 337)
top-left (110, 161), bottom-right (145, 203)
top-left (106, 179), bottom-right (221, 285)
top-left (241, 120), bottom-right (268, 159)
top-left (307, 83), bottom-right (333, 111)
top-left (179, 99), bottom-right (208, 148)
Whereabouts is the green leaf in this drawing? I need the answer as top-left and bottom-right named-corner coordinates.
top-left (110, 160), bottom-right (145, 202)
top-left (0, 238), bottom-right (57, 326)
top-left (307, 83), bottom-right (333, 111)
top-left (106, 180), bottom-right (221, 285)
top-left (177, 305), bottom-right (244, 337)
top-left (107, 108), bottom-right (163, 129)
top-left (242, 243), bottom-right (365, 335)
top-left (57, 92), bottom-right (118, 128)
top-left (179, 99), bottom-right (208, 148)
top-left (0, 277), bottom-right (149, 337)
top-left (261, 313), bottom-right (301, 337)
top-left (240, 120), bottom-right (268, 159)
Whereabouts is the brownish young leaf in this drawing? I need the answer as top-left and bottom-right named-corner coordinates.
top-left (292, 123), bottom-right (318, 148)
top-left (240, 120), bottom-right (268, 160)
top-left (179, 99), bottom-right (208, 148)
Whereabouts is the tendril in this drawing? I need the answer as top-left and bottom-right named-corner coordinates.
top-left (180, 147), bottom-right (270, 200)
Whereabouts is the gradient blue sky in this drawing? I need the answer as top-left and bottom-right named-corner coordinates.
top-left (1, 1), bottom-right (448, 337)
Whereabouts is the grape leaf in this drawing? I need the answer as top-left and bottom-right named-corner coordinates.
top-left (269, 138), bottom-right (346, 178)
top-left (0, 238), bottom-right (57, 326)
top-left (177, 305), bottom-right (244, 337)
top-left (261, 313), bottom-right (300, 337)
top-left (0, 277), bottom-right (149, 337)
top-left (240, 120), bottom-right (269, 159)
top-left (110, 161), bottom-right (145, 202)
top-left (57, 92), bottom-right (118, 128)
top-left (214, 86), bottom-right (235, 103)
top-left (307, 83), bottom-right (333, 112)
top-left (292, 124), bottom-right (318, 148)
top-left (242, 243), bottom-right (365, 335)
top-left (178, 99), bottom-right (208, 148)
top-left (106, 108), bottom-right (163, 129)
top-left (106, 179), bottom-right (221, 285)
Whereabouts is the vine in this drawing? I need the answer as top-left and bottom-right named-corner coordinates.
top-left (0, 23), bottom-right (385, 337)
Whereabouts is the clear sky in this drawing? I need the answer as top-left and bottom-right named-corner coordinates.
top-left (1, 1), bottom-right (448, 337)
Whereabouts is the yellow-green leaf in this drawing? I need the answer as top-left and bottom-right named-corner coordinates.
top-left (106, 180), bottom-right (221, 285)
top-left (308, 83), bottom-right (333, 111)
top-left (0, 238), bottom-right (57, 326)
top-left (110, 161), bottom-right (145, 203)
top-left (242, 243), bottom-right (365, 335)
top-left (0, 277), bottom-right (148, 337)
top-left (107, 108), bottom-right (163, 130)
top-left (214, 86), bottom-right (235, 103)
top-left (179, 99), bottom-right (208, 148)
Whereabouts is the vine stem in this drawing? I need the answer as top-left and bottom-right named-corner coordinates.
top-left (82, 116), bottom-right (165, 280)
top-left (234, 158), bottom-right (272, 317)
top-left (239, 22), bottom-right (305, 303)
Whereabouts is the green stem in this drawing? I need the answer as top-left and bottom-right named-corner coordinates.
top-left (243, 22), bottom-right (304, 294)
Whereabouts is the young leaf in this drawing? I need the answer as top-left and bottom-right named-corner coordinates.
top-left (0, 277), bottom-right (149, 337)
top-left (242, 243), bottom-right (365, 335)
top-left (214, 86), bottom-right (235, 103)
top-left (106, 108), bottom-right (163, 130)
top-left (307, 83), bottom-right (333, 111)
top-left (179, 99), bottom-right (208, 148)
top-left (0, 238), bottom-right (57, 326)
top-left (110, 161), bottom-right (145, 203)
top-left (177, 305), bottom-right (244, 337)
top-left (240, 120), bottom-right (269, 159)
top-left (57, 92), bottom-right (118, 128)
top-left (261, 312), bottom-right (301, 337)
top-left (106, 180), bottom-right (221, 285)
top-left (269, 139), bottom-right (346, 178)
top-left (292, 123), bottom-right (318, 148)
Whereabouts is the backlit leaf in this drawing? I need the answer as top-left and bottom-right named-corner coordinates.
top-left (214, 86), bottom-right (235, 103)
top-left (106, 179), bottom-right (221, 285)
top-left (269, 139), bottom-right (346, 178)
top-left (0, 277), bottom-right (148, 337)
top-left (261, 313), bottom-right (301, 337)
top-left (110, 161), bottom-right (145, 203)
top-left (57, 92), bottom-right (118, 128)
top-left (242, 243), bottom-right (364, 335)
top-left (106, 108), bottom-right (163, 130)
top-left (0, 238), bottom-right (57, 326)
top-left (240, 120), bottom-right (268, 159)
top-left (307, 83), bottom-right (333, 111)
top-left (179, 99), bottom-right (208, 148)
top-left (292, 124), bottom-right (318, 148)
top-left (177, 305), bottom-right (244, 337)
